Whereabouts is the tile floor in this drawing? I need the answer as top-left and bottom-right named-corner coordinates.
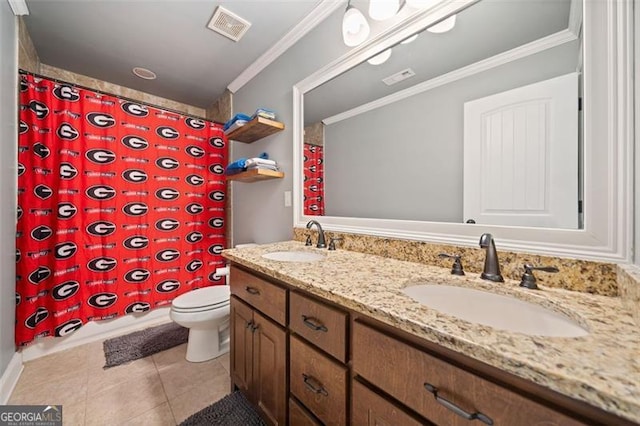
top-left (8, 333), bottom-right (231, 425)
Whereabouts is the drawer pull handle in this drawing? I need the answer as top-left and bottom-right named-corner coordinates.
top-left (301, 315), bottom-right (328, 332)
top-left (424, 383), bottom-right (493, 425)
top-left (245, 286), bottom-right (260, 295)
top-left (302, 374), bottom-right (328, 396)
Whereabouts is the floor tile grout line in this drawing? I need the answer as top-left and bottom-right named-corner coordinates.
top-left (154, 352), bottom-right (179, 425)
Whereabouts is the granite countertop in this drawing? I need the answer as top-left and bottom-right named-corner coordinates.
top-left (222, 240), bottom-right (640, 423)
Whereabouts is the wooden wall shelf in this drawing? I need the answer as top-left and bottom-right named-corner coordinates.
top-left (227, 169), bottom-right (284, 183)
top-left (226, 117), bottom-right (285, 143)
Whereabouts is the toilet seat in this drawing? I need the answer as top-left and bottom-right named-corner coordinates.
top-left (171, 286), bottom-right (230, 312)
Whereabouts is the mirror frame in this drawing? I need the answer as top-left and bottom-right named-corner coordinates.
top-left (292, 0), bottom-right (633, 262)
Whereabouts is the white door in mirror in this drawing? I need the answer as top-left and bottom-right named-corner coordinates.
top-left (463, 72), bottom-right (579, 229)
top-left (402, 284), bottom-right (588, 337)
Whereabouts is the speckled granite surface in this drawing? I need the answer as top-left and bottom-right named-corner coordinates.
top-left (619, 264), bottom-right (640, 325)
top-left (293, 228), bottom-right (618, 296)
top-left (223, 241), bottom-right (640, 423)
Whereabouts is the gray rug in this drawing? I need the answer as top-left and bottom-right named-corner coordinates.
top-left (103, 322), bottom-right (188, 368)
top-left (179, 391), bottom-right (265, 426)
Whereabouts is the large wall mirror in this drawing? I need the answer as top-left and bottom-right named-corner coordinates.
top-left (292, 0), bottom-right (633, 261)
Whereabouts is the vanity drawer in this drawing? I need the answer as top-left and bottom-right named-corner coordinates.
top-left (289, 397), bottom-right (321, 426)
top-left (290, 335), bottom-right (348, 425)
top-left (230, 266), bottom-right (286, 326)
top-left (352, 321), bottom-right (585, 426)
top-left (352, 380), bottom-right (428, 426)
top-left (289, 292), bottom-right (348, 362)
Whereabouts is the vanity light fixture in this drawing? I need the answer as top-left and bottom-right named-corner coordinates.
top-left (367, 48), bottom-right (392, 65)
top-left (427, 14), bottom-right (457, 33)
top-left (342, 1), bottom-right (370, 47)
top-left (368, 0), bottom-right (400, 21)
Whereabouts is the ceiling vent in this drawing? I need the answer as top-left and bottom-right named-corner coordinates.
top-left (207, 6), bottom-right (252, 42)
top-left (382, 68), bottom-right (416, 86)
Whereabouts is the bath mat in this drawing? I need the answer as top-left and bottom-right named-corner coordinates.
top-left (102, 322), bottom-right (188, 368)
top-left (179, 391), bottom-right (265, 426)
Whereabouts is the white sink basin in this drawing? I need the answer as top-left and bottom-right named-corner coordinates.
top-left (402, 284), bottom-right (588, 337)
top-left (261, 251), bottom-right (325, 262)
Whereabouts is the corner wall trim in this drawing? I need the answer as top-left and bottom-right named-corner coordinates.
top-left (0, 352), bottom-right (23, 404)
top-left (227, 0), bottom-right (343, 93)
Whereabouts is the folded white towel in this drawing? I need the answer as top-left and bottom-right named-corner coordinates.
top-left (245, 158), bottom-right (277, 167)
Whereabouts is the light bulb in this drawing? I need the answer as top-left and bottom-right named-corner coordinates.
top-left (368, 0), bottom-right (399, 21)
top-left (401, 34), bottom-right (419, 44)
top-left (367, 48), bottom-right (392, 65)
top-left (342, 5), bottom-right (371, 47)
top-left (427, 15), bottom-right (457, 33)
top-left (405, 0), bottom-right (441, 9)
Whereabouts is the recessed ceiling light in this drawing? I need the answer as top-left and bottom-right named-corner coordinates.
top-left (132, 67), bottom-right (157, 80)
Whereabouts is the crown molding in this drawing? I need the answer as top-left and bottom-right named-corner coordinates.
top-left (323, 28), bottom-right (577, 125)
top-left (8, 0), bottom-right (29, 15)
top-left (227, 0), bottom-right (344, 93)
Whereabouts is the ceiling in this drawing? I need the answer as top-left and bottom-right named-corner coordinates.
top-left (23, 0), bottom-right (325, 108)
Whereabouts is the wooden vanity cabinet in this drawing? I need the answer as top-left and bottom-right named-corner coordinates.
top-left (228, 263), bottom-right (634, 426)
top-left (230, 267), bottom-right (287, 426)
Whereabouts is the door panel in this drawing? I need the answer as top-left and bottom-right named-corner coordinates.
top-left (252, 310), bottom-right (287, 426)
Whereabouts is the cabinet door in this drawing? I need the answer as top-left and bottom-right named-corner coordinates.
top-left (230, 297), bottom-right (254, 394)
top-left (252, 310), bottom-right (287, 426)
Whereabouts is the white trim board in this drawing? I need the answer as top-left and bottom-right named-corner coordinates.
top-left (322, 29), bottom-right (577, 125)
top-left (0, 352), bottom-right (23, 404)
top-left (21, 307), bottom-right (171, 362)
top-left (227, 0), bottom-right (344, 93)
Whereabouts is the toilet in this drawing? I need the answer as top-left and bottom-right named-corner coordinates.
top-left (170, 285), bottom-right (230, 362)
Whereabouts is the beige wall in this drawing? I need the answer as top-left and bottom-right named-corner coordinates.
top-left (206, 89), bottom-right (233, 123)
top-left (304, 122), bottom-right (324, 147)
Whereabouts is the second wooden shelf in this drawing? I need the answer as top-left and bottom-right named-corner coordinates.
top-left (227, 169), bottom-right (284, 183)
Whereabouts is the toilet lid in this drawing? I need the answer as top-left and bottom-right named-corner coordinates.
top-left (172, 286), bottom-right (230, 310)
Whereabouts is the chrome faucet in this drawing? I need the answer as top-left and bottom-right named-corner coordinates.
top-left (306, 220), bottom-right (326, 248)
top-left (479, 233), bottom-right (504, 282)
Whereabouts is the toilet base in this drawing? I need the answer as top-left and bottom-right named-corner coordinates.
top-left (185, 326), bottom-right (230, 362)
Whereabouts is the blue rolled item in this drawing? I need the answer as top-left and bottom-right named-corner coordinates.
top-left (225, 158), bottom-right (248, 175)
top-left (223, 113), bottom-right (252, 131)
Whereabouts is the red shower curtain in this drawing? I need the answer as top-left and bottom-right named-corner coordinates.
top-left (303, 143), bottom-right (324, 215)
top-left (16, 73), bottom-right (228, 347)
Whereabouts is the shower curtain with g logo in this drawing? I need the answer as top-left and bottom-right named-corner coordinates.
top-left (15, 73), bottom-right (227, 347)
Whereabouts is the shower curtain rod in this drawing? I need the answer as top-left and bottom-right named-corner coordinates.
top-left (19, 69), bottom-right (225, 126)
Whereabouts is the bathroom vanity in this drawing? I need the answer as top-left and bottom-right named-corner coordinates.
top-left (223, 241), bottom-right (640, 426)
